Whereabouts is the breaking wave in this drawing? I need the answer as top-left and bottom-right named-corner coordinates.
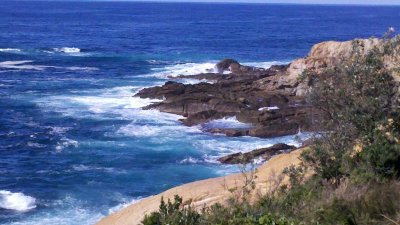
top-left (0, 48), bottom-right (22, 53)
top-left (0, 60), bottom-right (98, 72)
top-left (0, 190), bottom-right (36, 212)
top-left (146, 60), bottom-right (289, 79)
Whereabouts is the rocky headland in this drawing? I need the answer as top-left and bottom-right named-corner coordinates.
top-left (97, 37), bottom-right (400, 224)
top-left (136, 38), bottom-right (399, 142)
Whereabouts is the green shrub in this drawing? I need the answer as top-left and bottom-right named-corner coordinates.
top-left (303, 36), bottom-right (399, 184)
top-left (141, 195), bottom-right (200, 225)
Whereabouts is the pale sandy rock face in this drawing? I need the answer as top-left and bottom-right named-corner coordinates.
top-left (304, 38), bottom-right (382, 71)
top-left (285, 38), bottom-right (400, 97)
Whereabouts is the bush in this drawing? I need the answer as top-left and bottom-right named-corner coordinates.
top-left (302, 37), bottom-right (399, 184)
top-left (344, 114), bottom-right (400, 183)
top-left (142, 195), bottom-right (200, 225)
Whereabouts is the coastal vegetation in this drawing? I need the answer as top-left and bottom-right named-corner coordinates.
top-left (141, 36), bottom-right (400, 225)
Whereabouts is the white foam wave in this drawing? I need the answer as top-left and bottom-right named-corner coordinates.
top-left (36, 86), bottom-right (178, 123)
top-left (180, 157), bottom-right (201, 164)
top-left (0, 60), bottom-right (48, 71)
top-left (65, 66), bottom-right (99, 71)
top-left (27, 142), bottom-right (46, 148)
top-left (0, 60), bottom-right (44, 70)
top-left (0, 60), bottom-right (97, 72)
top-left (0, 48), bottom-right (22, 53)
top-left (117, 123), bottom-right (201, 138)
top-left (72, 165), bottom-right (127, 174)
top-left (0, 190), bottom-right (36, 211)
top-left (176, 78), bottom-right (215, 85)
top-left (70, 95), bottom-right (158, 113)
top-left (56, 138), bottom-right (79, 151)
top-left (108, 197), bottom-right (142, 214)
top-left (149, 62), bottom-right (218, 78)
top-left (203, 116), bottom-right (253, 129)
top-left (53, 47), bottom-right (81, 54)
top-left (4, 195), bottom-right (103, 225)
top-left (117, 124), bottom-right (160, 137)
top-left (48, 126), bottom-right (72, 135)
top-left (147, 60), bottom-right (289, 79)
top-left (146, 60), bottom-right (179, 65)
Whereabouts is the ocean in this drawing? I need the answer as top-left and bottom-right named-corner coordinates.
top-left (0, 1), bottom-right (399, 224)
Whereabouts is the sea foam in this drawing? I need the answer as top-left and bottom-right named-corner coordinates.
top-left (107, 197), bottom-right (142, 215)
top-left (0, 48), bottom-right (22, 53)
top-left (55, 138), bottom-right (79, 151)
top-left (149, 62), bottom-right (218, 78)
top-left (0, 60), bottom-right (97, 72)
top-left (53, 47), bottom-right (81, 54)
top-left (202, 116), bottom-right (253, 129)
top-left (72, 165), bottom-right (127, 174)
top-left (0, 190), bottom-right (37, 212)
top-left (147, 60), bottom-right (289, 79)
top-left (0, 61), bottom-right (47, 71)
top-left (50, 47), bottom-right (92, 56)
top-left (3, 195), bottom-right (104, 225)
top-left (117, 122), bottom-right (201, 138)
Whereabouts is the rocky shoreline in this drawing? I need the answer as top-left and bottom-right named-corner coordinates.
top-left (136, 58), bottom-right (319, 140)
top-left (97, 37), bottom-right (400, 224)
top-left (135, 58), bottom-right (317, 163)
top-left (134, 38), bottom-right (399, 164)
top-left (134, 37), bottom-right (399, 164)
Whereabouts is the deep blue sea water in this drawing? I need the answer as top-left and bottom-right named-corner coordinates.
top-left (0, 1), bottom-right (399, 224)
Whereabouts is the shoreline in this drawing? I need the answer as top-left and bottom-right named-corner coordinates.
top-left (95, 37), bottom-right (399, 225)
top-left (96, 148), bottom-right (306, 225)
top-left (95, 58), bottom-right (313, 225)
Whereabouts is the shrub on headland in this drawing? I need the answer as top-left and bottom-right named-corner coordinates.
top-left (142, 35), bottom-right (400, 225)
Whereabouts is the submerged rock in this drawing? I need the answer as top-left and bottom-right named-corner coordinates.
top-left (217, 143), bottom-right (297, 164)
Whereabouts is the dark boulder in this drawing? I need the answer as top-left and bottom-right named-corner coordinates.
top-left (205, 128), bottom-right (249, 137)
top-left (249, 123), bottom-right (299, 138)
top-left (218, 143), bottom-right (297, 164)
top-left (215, 58), bottom-right (241, 73)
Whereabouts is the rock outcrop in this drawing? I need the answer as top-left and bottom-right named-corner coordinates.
top-left (215, 58), bottom-right (270, 75)
top-left (285, 38), bottom-right (400, 97)
top-left (136, 60), bottom-right (318, 138)
top-left (136, 37), bottom-right (400, 138)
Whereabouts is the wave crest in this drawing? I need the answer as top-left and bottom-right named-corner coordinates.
top-left (147, 60), bottom-right (289, 79)
top-left (0, 190), bottom-right (37, 211)
top-left (0, 48), bottom-right (22, 53)
top-left (53, 47), bottom-right (81, 54)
